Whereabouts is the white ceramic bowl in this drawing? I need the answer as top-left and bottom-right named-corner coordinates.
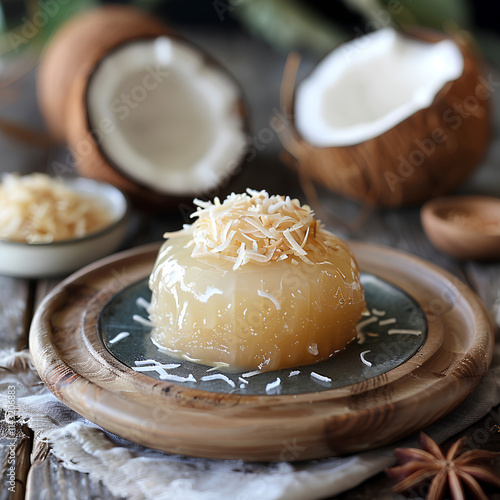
top-left (0, 178), bottom-right (130, 278)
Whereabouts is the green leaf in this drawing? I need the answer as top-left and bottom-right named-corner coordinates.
top-left (379, 0), bottom-right (472, 31)
top-left (233, 0), bottom-right (349, 55)
top-left (0, 0), bottom-right (99, 56)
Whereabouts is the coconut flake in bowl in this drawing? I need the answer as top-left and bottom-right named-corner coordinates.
top-left (0, 173), bottom-right (114, 243)
top-left (0, 173), bottom-right (129, 277)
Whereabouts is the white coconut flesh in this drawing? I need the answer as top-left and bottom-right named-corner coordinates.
top-left (86, 37), bottom-right (247, 195)
top-left (295, 28), bottom-right (464, 147)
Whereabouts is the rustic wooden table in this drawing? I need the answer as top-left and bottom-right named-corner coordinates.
top-left (0, 30), bottom-right (499, 500)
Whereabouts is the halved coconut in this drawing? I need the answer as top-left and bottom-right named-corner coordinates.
top-left (278, 28), bottom-right (491, 207)
top-left (39, 6), bottom-right (249, 208)
top-left (68, 37), bottom-right (248, 205)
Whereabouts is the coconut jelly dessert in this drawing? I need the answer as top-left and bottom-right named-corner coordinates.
top-left (149, 189), bottom-right (365, 372)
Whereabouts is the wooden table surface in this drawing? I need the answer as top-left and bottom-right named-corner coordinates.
top-left (1, 29), bottom-right (500, 500)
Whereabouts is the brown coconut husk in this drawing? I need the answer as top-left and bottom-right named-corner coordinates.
top-left (37, 6), bottom-right (170, 141)
top-left (276, 28), bottom-right (492, 208)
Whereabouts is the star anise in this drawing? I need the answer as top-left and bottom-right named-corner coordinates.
top-left (386, 432), bottom-right (500, 500)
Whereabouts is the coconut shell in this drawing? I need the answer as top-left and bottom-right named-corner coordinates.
top-left (277, 28), bottom-right (492, 208)
top-left (37, 6), bottom-right (170, 141)
top-left (65, 35), bottom-right (250, 211)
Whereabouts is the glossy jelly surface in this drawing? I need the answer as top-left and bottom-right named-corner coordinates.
top-left (149, 232), bottom-right (364, 372)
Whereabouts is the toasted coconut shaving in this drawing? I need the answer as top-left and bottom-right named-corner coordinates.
top-left (0, 173), bottom-right (112, 243)
top-left (164, 189), bottom-right (333, 269)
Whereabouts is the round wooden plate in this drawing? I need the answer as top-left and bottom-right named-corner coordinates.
top-left (30, 242), bottom-right (494, 461)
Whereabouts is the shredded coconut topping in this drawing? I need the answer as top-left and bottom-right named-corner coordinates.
top-left (164, 189), bottom-right (333, 269)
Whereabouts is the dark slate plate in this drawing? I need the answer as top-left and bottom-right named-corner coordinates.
top-left (98, 273), bottom-right (427, 395)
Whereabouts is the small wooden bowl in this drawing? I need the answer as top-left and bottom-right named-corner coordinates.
top-left (421, 195), bottom-right (500, 260)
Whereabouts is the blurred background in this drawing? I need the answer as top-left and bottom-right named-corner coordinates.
top-left (1, 0), bottom-right (500, 59)
top-left (0, 0), bottom-right (499, 239)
